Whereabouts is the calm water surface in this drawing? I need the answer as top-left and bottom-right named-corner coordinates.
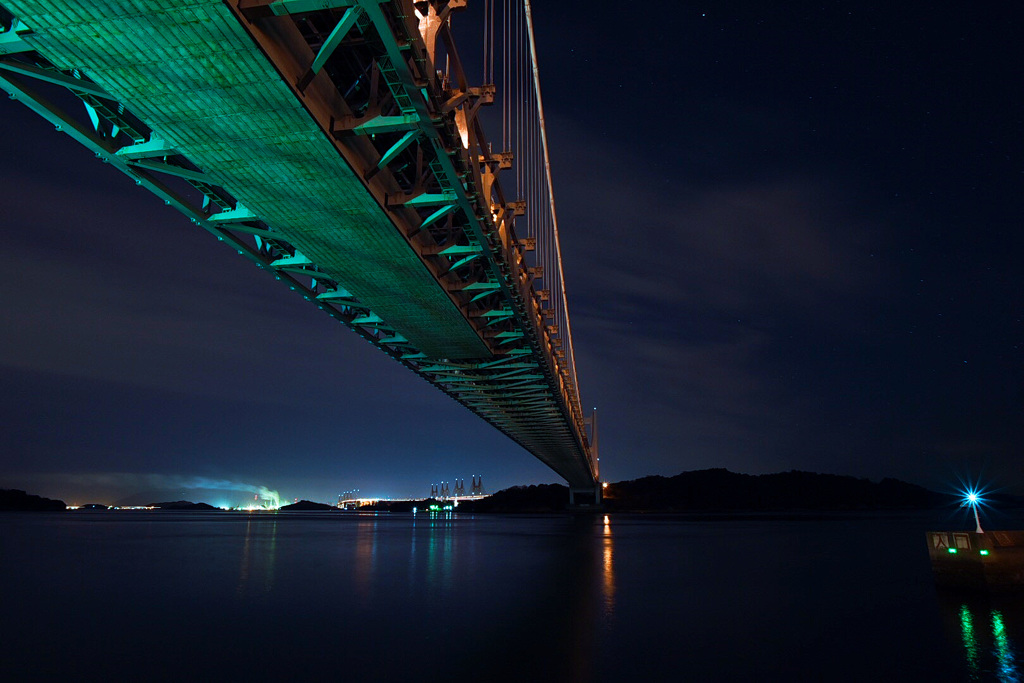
top-left (2, 510), bottom-right (1023, 681)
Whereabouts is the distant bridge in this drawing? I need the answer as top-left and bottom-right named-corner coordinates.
top-left (0, 0), bottom-right (600, 499)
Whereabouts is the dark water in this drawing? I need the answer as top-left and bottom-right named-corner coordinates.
top-left (2, 510), bottom-right (1023, 682)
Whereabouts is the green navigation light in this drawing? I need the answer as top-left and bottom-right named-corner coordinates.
top-left (948, 548), bottom-right (958, 554)
top-left (980, 549), bottom-right (989, 556)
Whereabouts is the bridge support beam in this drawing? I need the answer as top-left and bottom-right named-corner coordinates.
top-left (568, 484), bottom-right (602, 509)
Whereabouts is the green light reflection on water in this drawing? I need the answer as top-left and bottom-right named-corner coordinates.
top-left (958, 604), bottom-right (1021, 682)
top-left (961, 604), bottom-right (980, 678)
top-left (992, 610), bottom-right (1020, 682)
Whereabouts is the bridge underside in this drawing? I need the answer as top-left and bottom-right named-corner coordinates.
top-left (0, 0), bottom-right (598, 487)
top-left (7, 0), bottom-right (485, 359)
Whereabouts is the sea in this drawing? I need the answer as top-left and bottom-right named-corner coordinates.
top-left (1, 509), bottom-right (1022, 682)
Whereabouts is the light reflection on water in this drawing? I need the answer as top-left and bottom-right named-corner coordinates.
top-left (353, 519), bottom-right (376, 606)
top-left (962, 603), bottom-right (981, 674)
top-left (994, 610), bottom-right (1020, 682)
top-left (418, 511), bottom-right (457, 596)
top-left (602, 514), bottom-right (615, 617)
top-left (954, 599), bottom-right (1022, 682)
top-left (3, 510), bottom-right (1024, 681)
top-left (236, 513), bottom-right (277, 596)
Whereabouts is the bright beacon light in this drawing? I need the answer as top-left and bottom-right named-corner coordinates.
top-left (959, 486), bottom-right (986, 534)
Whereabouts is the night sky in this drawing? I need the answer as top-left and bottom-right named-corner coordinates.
top-left (1, 2), bottom-right (1021, 505)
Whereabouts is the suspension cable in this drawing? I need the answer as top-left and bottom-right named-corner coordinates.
top-left (523, 0), bottom-right (579, 394)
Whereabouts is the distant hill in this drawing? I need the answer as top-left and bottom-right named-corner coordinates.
top-left (148, 500), bottom-right (218, 510)
top-left (605, 469), bottom-right (949, 512)
top-left (112, 490), bottom-right (184, 507)
top-left (457, 469), bottom-right (983, 513)
top-left (0, 489), bottom-right (66, 511)
top-left (281, 500), bottom-right (336, 511)
top-left (457, 484), bottom-right (570, 513)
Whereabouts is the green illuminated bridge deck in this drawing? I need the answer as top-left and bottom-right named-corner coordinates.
top-left (0, 0), bottom-right (598, 490)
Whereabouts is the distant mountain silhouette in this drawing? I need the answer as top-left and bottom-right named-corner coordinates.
top-left (457, 469), bottom-right (1003, 513)
top-left (457, 484), bottom-right (569, 513)
top-left (604, 468), bottom-right (950, 512)
top-left (148, 500), bottom-right (217, 510)
top-left (112, 490), bottom-right (181, 507)
top-left (281, 500), bottom-right (336, 511)
top-left (0, 489), bottom-right (66, 511)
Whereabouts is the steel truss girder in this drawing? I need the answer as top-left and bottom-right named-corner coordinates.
top-left (114, 136), bottom-right (176, 160)
top-left (243, 0), bottom-right (595, 483)
top-left (310, 6), bottom-right (362, 74)
top-left (0, 58), bottom-right (109, 96)
top-left (0, 20), bottom-right (32, 53)
top-left (270, 0), bottom-right (356, 14)
top-left (5, 0), bottom-right (597, 489)
top-left (226, 1), bottom-right (504, 362)
top-left (0, 65), bottom-right (414, 367)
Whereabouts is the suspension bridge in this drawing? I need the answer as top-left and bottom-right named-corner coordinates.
top-left (0, 0), bottom-right (600, 501)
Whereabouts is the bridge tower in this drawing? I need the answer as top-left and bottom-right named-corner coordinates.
top-left (570, 408), bottom-right (602, 506)
top-left (470, 476), bottom-right (484, 496)
top-left (453, 479), bottom-right (466, 496)
top-left (430, 483), bottom-right (439, 499)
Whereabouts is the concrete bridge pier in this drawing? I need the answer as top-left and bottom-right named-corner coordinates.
top-left (569, 484), bottom-right (602, 509)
